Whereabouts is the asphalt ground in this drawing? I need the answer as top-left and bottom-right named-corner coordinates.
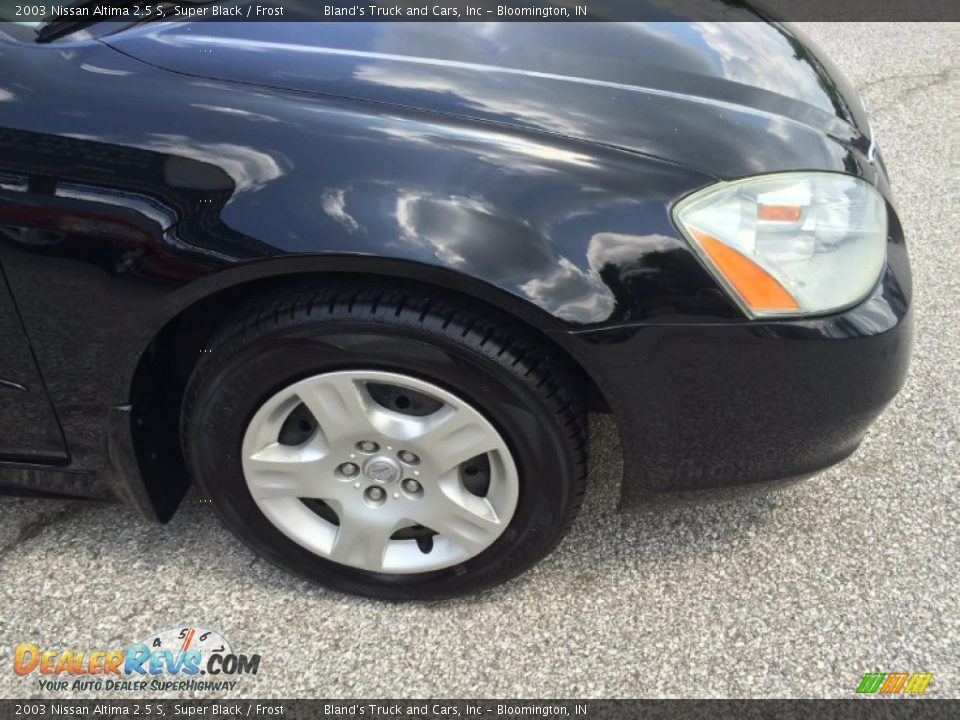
top-left (0, 22), bottom-right (956, 699)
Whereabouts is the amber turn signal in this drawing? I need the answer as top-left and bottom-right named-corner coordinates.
top-left (757, 204), bottom-right (803, 222)
top-left (690, 229), bottom-right (800, 312)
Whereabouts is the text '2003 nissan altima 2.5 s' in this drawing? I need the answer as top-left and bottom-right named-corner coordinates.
top-left (0, 7), bottom-right (911, 599)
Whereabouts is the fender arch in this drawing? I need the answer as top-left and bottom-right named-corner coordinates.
top-left (128, 260), bottom-right (614, 521)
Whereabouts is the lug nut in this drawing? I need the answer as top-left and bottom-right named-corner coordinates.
top-left (366, 486), bottom-right (385, 502)
top-left (402, 478), bottom-right (422, 494)
top-left (398, 450), bottom-right (420, 465)
top-left (339, 462), bottom-right (359, 477)
top-left (357, 440), bottom-right (380, 453)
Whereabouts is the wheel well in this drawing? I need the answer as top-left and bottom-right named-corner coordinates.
top-left (129, 272), bottom-right (609, 521)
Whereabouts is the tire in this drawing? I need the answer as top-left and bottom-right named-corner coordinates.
top-left (181, 282), bottom-right (588, 599)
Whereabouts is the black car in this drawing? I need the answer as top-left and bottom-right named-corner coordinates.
top-left (0, 9), bottom-right (912, 599)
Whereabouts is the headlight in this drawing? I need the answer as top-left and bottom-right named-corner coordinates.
top-left (673, 172), bottom-right (887, 318)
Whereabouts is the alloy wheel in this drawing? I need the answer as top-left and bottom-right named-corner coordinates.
top-left (241, 370), bottom-right (520, 573)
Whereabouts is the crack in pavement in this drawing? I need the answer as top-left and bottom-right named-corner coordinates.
top-left (859, 68), bottom-right (954, 115)
top-left (0, 504), bottom-right (84, 562)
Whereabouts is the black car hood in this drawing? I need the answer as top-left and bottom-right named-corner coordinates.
top-left (104, 18), bottom-right (874, 180)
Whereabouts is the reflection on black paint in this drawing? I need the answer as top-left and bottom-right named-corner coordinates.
top-left (598, 247), bottom-right (736, 322)
top-left (0, 128), bottom-right (274, 280)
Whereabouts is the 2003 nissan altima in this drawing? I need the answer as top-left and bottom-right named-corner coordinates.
top-left (0, 6), bottom-right (911, 598)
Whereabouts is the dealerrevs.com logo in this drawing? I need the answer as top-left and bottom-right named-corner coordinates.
top-left (13, 625), bottom-right (260, 693)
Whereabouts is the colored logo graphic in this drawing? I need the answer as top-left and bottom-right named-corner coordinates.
top-left (856, 672), bottom-right (933, 695)
top-left (13, 625), bottom-right (260, 693)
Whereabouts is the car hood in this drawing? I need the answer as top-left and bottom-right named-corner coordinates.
top-left (104, 17), bottom-right (874, 179)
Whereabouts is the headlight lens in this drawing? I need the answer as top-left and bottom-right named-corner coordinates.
top-left (673, 172), bottom-right (887, 318)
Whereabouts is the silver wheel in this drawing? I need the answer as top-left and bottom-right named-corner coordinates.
top-left (240, 370), bottom-right (520, 573)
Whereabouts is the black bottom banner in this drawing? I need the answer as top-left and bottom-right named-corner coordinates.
top-left (1, 700), bottom-right (957, 720)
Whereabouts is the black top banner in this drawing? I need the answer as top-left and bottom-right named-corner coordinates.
top-left (0, 0), bottom-right (957, 25)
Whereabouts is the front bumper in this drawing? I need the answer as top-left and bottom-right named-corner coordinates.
top-left (564, 206), bottom-right (913, 510)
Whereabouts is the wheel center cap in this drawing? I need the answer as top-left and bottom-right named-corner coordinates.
top-left (364, 456), bottom-right (401, 484)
